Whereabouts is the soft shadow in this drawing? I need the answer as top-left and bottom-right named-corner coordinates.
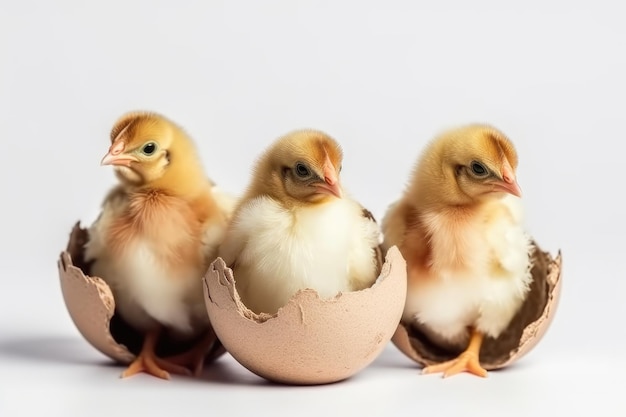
top-left (194, 358), bottom-right (276, 387)
top-left (194, 357), bottom-right (354, 388)
top-left (368, 344), bottom-right (535, 376)
top-left (367, 346), bottom-right (421, 370)
top-left (489, 360), bottom-right (533, 374)
top-left (0, 335), bottom-right (380, 387)
top-left (0, 335), bottom-right (112, 366)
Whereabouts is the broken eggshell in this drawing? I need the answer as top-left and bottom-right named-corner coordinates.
top-left (203, 246), bottom-right (408, 385)
top-left (57, 222), bottom-right (226, 367)
top-left (391, 241), bottom-right (563, 371)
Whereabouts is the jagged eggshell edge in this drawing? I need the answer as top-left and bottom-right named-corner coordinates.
top-left (203, 246), bottom-right (408, 385)
top-left (57, 222), bottom-right (226, 366)
top-left (391, 247), bottom-right (563, 371)
top-left (57, 250), bottom-right (135, 364)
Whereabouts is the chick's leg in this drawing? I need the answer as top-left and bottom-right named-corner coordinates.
top-left (422, 327), bottom-right (488, 378)
top-left (161, 329), bottom-right (219, 376)
top-left (121, 328), bottom-right (192, 380)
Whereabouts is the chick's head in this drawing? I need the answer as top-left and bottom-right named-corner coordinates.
top-left (252, 129), bottom-right (344, 206)
top-left (100, 111), bottom-right (205, 194)
top-left (414, 124), bottom-right (522, 207)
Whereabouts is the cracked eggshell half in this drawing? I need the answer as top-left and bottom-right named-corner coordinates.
top-left (203, 246), bottom-right (407, 385)
top-left (392, 241), bottom-right (562, 371)
top-left (57, 222), bottom-right (226, 365)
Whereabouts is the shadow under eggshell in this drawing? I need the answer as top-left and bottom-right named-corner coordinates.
top-left (391, 241), bottom-right (563, 370)
top-left (203, 246), bottom-right (408, 385)
top-left (57, 222), bottom-right (226, 365)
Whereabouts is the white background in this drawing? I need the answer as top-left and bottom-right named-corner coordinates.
top-left (1, 0), bottom-right (624, 416)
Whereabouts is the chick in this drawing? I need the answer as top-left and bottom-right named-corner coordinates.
top-left (381, 124), bottom-right (533, 378)
top-left (218, 129), bottom-right (383, 315)
top-left (84, 111), bottom-right (233, 379)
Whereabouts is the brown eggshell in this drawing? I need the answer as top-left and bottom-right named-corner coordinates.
top-left (391, 241), bottom-right (562, 371)
top-left (57, 222), bottom-right (226, 365)
top-left (203, 246), bottom-right (408, 385)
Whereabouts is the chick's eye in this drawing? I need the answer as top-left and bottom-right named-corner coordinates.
top-left (142, 142), bottom-right (157, 155)
top-left (294, 163), bottom-right (311, 178)
top-left (470, 161), bottom-right (488, 176)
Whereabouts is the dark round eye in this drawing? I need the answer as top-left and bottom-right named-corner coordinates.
top-left (142, 142), bottom-right (157, 155)
top-left (470, 161), bottom-right (488, 176)
top-left (294, 162), bottom-right (311, 178)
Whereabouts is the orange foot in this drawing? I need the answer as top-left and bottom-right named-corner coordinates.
top-left (422, 328), bottom-right (488, 378)
top-left (121, 330), bottom-right (191, 380)
top-left (422, 351), bottom-right (487, 378)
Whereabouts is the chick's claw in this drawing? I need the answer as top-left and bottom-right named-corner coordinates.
top-left (121, 352), bottom-right (192, 380)
top-left (120, 329), bottom-right (192, 380)
top-left (422, 351), bottom-right (488, 378)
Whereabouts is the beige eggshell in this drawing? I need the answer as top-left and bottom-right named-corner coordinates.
top-left (203, 246), bottom-right (408, 385)
top-left (391, 240), bottom-right (562, 371)
top-left (57, 222), bottom-right (226, 365)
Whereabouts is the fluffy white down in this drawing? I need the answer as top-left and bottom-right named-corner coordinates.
top-left (404, 194), bottom-right (533, 344)
top-left (90, 240), bottom-right (202, 335)
top-left (210, 186), bottom-right (239, 219)
top-left (229, 196), bottom-right (381, 314)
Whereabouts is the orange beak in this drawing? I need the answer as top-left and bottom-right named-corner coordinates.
top-left (314, 156), bottom-right (343, 198)
top-left (100, 141), bottom-right (138, 167)
top-left (492, 160), bottom-right (522, 197)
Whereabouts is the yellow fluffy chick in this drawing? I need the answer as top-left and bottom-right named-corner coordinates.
top-left (218, 129), bottom-right (383, 315)
top-left (84, 111), bottom-right (234, 379)
top-left (381, 124), bottom-right (533, 378)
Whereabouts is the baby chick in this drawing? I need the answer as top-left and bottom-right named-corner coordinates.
top-left (218, 129), bottom-right (383, 315)
top-left (84, 111), bottom-right (233, 379)
top-left (381, 124), bottom-right (533, 378)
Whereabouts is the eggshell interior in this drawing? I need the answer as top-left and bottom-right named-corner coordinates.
top-left (57, 222), bottom-right (226, 365)
top-left (203, 246), bottom-right (407, 385)
top-left (391, 240), bottom-right (562, 370)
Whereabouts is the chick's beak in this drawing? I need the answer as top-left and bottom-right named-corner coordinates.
top-left (314, 158), bottom-right (343, 198)
top-left (100, 142), bottom-right (137, 167)
top-left (315, 178), bottom-right (343, 199)
top-left (493, 161), bottom-right (522, 197)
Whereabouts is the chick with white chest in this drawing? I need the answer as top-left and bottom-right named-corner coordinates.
top-left (219, 129), bottom-right (382, 315)
top-left (84, 111), bottom-right (233, 379)
top-left (382, 124), bottom-right (533, 378)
